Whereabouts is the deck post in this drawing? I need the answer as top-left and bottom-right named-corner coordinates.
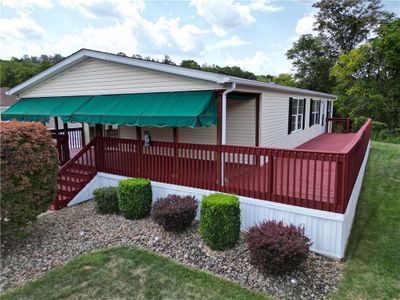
top-left (81, 123), bottom-right (86, 146)
top-left (173, 127), bottom-right (179, 183)
top-left (136, 127), bottom-right (142, 177)
top-left (255, 94), bottom-right (260, 147)
top-left (216, 92), bottom-right (222, 186)
top-left (94, 124), bottom-right (104, 170)
top-left (63, 122), bottom-right (70, 162)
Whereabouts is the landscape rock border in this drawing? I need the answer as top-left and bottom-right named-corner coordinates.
top-left (1, 201), bottom-right (343, 299)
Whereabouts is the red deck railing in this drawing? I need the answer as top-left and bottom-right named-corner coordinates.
top-left (326, 117), bottom-right (352, 133)
top-left (54, 119), bottom-right (371, 213)
top-left (50, 127), bottom-right (84, 165)
top-left (81, 118), bottom-right (370, 213)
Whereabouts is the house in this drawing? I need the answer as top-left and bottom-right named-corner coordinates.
top-left (2, 49), bottom-right (371, 259)
top-left (1, 87), bottom-right (18, 116)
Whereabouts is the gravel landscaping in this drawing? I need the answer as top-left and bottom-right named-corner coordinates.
top-left (1, 201), bottom-right (343, 299)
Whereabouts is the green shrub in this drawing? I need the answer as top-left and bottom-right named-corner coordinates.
top-left (118, 178), bottom-right (152, 219)
top-left (200, 193), bottom-right (240, 250)
top-left (93, 186), bottom-right (119, 214)
top-left (0, 121), bottom-right (59, 227)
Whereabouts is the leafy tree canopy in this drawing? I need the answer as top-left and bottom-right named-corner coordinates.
top-left (286, 34), bottom-right (336, 92)
top-left (313, 0), bottom-right (393, 54)
top-left (332, 19), bottom-right (400, 128)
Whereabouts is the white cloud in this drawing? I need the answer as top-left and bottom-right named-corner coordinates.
top-left (224, 51), bottom-right (272, 74)
top-left (191, 0), bottom-right (281, 37)
top-left (224, 51), bottom-right (291, 75)
top-left (61, 0), bottom-right (145, 19)
top-left (295, 12), bottom-right (315, 35)
top-left (0, 0), bottom-right (53, 11)
top-left (205, 35), bottom-right (250, 52)
top-left (0, 16), bottom-right (47, 58)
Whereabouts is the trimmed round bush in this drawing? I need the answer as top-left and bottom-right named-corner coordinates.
top-left (1, 121), bottom-right (58, 227)
top-left (93, 186), bottom-right (119, 214)
top-left (118, 178), bottom-right (152, 219)
top-left (200, 193), bottom-right (240, 250)
top-left (151, 194), bottom-right (198, 232)
top-left (244, 220), bottom-right (311, 275)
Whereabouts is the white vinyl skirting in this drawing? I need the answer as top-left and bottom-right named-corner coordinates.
top-left (69, 141), bottom-right (371, 260)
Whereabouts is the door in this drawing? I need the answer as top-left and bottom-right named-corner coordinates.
top-left (320, 101), bottom-right (326, 132)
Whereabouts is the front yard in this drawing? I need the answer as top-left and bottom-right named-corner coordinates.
top-left (2, 246), bottom-right (267, 300)
top-left (1, 141), bottom-right (399, 299)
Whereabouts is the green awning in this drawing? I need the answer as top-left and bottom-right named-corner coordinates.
top-left (1, 96), bottom-right (92, 123)
top-left (71, 90), bottom-right (217, 128)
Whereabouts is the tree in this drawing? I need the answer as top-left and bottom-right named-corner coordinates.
top-left (313, 0), bottom-right (393, 54)
top-left (332, 19), bottom-right (400, 128)
top-left (286, 34), bottom-right (336, 92)
top-left (272, 73), bottom-right (299, 87)
top-left (181, 59), bottom-right (201, 69)
top-left (0, 54), bottom-right (64, 88)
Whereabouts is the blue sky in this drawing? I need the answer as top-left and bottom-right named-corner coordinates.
top-left (0, 0), bottom-right (399, 75)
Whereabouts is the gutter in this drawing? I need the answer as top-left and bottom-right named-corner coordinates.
top-left (221, 82), bottom-right (236, 145)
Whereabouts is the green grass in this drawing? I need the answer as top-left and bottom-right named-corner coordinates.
top-left (332, 141), bottom-right (400, 299)
top-left (2, 246), bottom-right (268, 300)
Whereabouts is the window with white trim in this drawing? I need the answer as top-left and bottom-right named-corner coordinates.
top-left (310, 99), bottom-right (321, 126)
top-left (290, 98), bottom-right (305, 133)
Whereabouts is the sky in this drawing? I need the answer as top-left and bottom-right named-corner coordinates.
top-left (0, 0), bottom-right (399, 76)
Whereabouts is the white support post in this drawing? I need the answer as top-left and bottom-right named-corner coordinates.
top-left (221, 83), bottom-right (236, 186)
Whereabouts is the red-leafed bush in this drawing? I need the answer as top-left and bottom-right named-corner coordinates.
top-left (151, 194), bottom-right (198, 232)
top-left (244, 220), bottom-right (311, 274)
top-left (1, 121), bottom-right (59, 226)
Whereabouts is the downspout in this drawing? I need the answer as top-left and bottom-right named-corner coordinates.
top-left (221, 82), bottom-right (236, 145)
top-left (220, 82), bottom-right (236, 186)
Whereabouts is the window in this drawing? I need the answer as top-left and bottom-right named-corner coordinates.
top-left (310, 99), bottom-right (321, 126)
top-left (288, 98), bottom-right (305, 134)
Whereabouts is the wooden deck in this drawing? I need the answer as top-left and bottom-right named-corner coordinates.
top-left (297, 133), bottom-right (356, 152)
top-left (54, 120), bottom-right (372, 213)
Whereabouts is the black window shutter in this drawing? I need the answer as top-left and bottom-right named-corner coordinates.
top-left (288, 98), bottom-right (293, 134)
top-left (302, 98), bottom-right (306, 130)
top-left (309, 99), bottom-right (314, 127)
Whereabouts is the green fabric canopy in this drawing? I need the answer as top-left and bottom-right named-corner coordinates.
top-left (71, 90), bottom-right (217, 128)
top-left (1, 96), bottom-right (91, 123)
top-left (2, 91), bottom-right (217, 128)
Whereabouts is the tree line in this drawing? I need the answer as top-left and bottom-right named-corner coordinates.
top-left (1, 0), bottom-right (399, 134)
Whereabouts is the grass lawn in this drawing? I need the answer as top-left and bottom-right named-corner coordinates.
top-left (2, 246), bottom-right (269, 300)
top-left (332, 141), bottom-right (400, 299)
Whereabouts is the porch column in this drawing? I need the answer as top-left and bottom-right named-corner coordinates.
top-left (173, 127), bottom-right (179, 182)
top-left (255, 94), bottom-right (260, 147)
top-left (136, 127), bottom-right (142, 177)
top-left (95, 124), bottom-right (103, 137)
top-left (63, 122), bottom-right (70, 162)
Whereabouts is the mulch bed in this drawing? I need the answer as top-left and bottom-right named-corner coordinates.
top-left (1, 201), bottom-right (342, 299)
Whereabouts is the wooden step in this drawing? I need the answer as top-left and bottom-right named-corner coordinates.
top-left (60, 171), bottom-right (92, 181)
top-left (56, 189), bottom-right (77, 198)
top-left (57, 179), bottom-right (86, 189)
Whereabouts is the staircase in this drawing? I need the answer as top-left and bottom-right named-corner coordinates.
top-left (51, 138), bottom-right (98, 210)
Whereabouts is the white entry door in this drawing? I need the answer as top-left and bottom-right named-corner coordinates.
top-left (320, 101), bottom-right (326, 132)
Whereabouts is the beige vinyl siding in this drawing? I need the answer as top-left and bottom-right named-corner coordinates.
top-left (179, 127), bottom-right (217, 145)
top-left (226, 99), bottom-right (256, 146)
top-left (119, 125), bottom-right (137, 139)
top-left (261, 91), bottom-right (329, 149)
top-left (20, 58), bottom-right (219, 98)
top-left (141, 127), bottom-right (173, 142)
